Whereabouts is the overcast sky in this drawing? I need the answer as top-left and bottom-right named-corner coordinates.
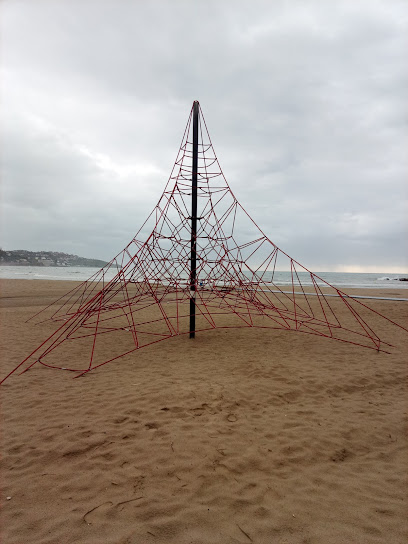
top-left (1, 0), bottom-right (407, 272)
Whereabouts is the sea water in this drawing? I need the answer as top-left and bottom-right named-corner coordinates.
top-left (0, 265), bottom-right (407, 289)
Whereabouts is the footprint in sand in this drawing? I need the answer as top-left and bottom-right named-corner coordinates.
top-left (145, 422), bottom-right (159, 430)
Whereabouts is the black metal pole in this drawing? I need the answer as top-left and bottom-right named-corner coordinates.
top-left (190, 101), bottom-right (199, 339)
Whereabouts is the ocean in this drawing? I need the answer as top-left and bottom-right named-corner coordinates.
top-left (0, 265), bottom-right (407, 289)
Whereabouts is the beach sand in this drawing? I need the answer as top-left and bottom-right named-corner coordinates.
top-left (1, 278), bottom-right (407, 543)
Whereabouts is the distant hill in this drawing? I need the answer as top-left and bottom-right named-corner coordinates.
top-left (0, 249), bottom-right (108, 268)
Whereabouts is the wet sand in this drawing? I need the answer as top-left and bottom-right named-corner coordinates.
top-left (1, 278), bottom-right (407, 543)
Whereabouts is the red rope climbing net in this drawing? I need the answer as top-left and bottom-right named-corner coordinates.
top-left (2, 102), bottom-right (407, 383)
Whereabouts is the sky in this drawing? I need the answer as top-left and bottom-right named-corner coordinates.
top-left (1, 0), bottom-right (407, 273)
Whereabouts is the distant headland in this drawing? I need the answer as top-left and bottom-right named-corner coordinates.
top-left (0, 249), bottom-right (108, 268)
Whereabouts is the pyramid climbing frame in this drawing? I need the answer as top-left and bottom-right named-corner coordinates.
top-left (2, 101), bottom-right (407, 383)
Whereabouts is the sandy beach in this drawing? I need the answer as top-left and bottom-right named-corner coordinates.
top-left (1, 278), bottom-right (407, 543)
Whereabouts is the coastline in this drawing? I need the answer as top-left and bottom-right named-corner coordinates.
top-left (1, 277), bottom-right (408, 296)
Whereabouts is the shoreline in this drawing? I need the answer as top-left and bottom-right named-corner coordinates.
top-left (1, 277), bottom-right (408, 295)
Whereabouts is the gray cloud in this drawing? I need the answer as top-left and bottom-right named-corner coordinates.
top-left (1, 0), bottom-right (407, 271)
